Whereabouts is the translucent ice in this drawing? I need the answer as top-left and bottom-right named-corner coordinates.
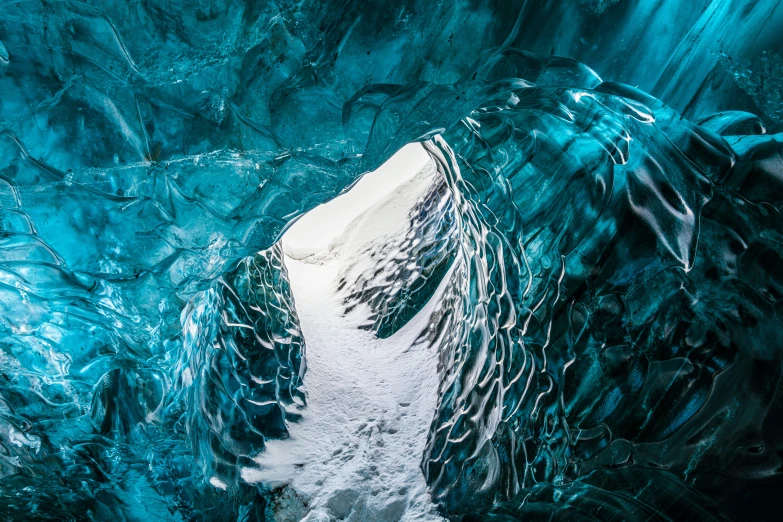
top-left (0, 1), bottom-right (782, 520)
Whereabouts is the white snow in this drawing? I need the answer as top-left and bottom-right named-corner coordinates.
top-left (283, 143), bottom-right (431, 261)
top-left (246, 151), bottom-right (447, 521)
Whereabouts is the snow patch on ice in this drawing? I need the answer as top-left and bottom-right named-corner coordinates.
top-left (249, 161), bottom-right (446, 521)
top-left (283, 143), bottom-right (430, 262)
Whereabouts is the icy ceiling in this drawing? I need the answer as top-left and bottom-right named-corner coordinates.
top-left (0, 0), bottom-right (782, 520)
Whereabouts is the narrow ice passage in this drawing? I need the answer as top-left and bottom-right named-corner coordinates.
top-left (248, 150), bottom-right (447, 521)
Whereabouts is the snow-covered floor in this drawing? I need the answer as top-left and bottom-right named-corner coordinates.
top-left (249, 150), bottom-right (447, 521)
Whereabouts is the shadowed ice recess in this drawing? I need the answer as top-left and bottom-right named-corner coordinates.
top-left (1, 0), bottom-right (783, 520)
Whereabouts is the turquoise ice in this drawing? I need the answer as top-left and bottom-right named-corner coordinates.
top-left (0, 1), bottom-right (782, 520)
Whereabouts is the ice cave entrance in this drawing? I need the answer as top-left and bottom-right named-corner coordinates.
top-left (282, 143), bottom-right (431, 258)
top-left (260, 144), bottom-right (446, 521)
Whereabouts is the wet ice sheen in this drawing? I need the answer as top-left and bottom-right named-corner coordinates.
top-left (1, 1), bottom-right (783, 521)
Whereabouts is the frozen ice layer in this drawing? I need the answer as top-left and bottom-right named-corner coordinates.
top-left (0, 1), bottom-right (782, 520)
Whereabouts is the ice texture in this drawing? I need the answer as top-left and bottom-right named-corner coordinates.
top-left (1, 0), bottom-right (783, 520)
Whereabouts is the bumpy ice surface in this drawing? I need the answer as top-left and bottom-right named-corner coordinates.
top-left (1, 0), bottom-right (783, 520)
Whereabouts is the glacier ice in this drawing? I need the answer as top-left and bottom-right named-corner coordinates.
top-left (1, 0), bottom-right (783, 520)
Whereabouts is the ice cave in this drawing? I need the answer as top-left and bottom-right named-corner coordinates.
top-left (1, 0), bottom-right (782, 520)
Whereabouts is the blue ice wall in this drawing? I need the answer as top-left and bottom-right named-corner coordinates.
top-left (0, 0), bottom-right (782, 520)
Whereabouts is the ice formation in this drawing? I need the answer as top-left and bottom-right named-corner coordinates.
top-left (1, 0), bottom-right (782, 520)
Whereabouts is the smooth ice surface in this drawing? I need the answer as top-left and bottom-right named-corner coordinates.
top-left (2, 1), bottom-right (783, 520)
